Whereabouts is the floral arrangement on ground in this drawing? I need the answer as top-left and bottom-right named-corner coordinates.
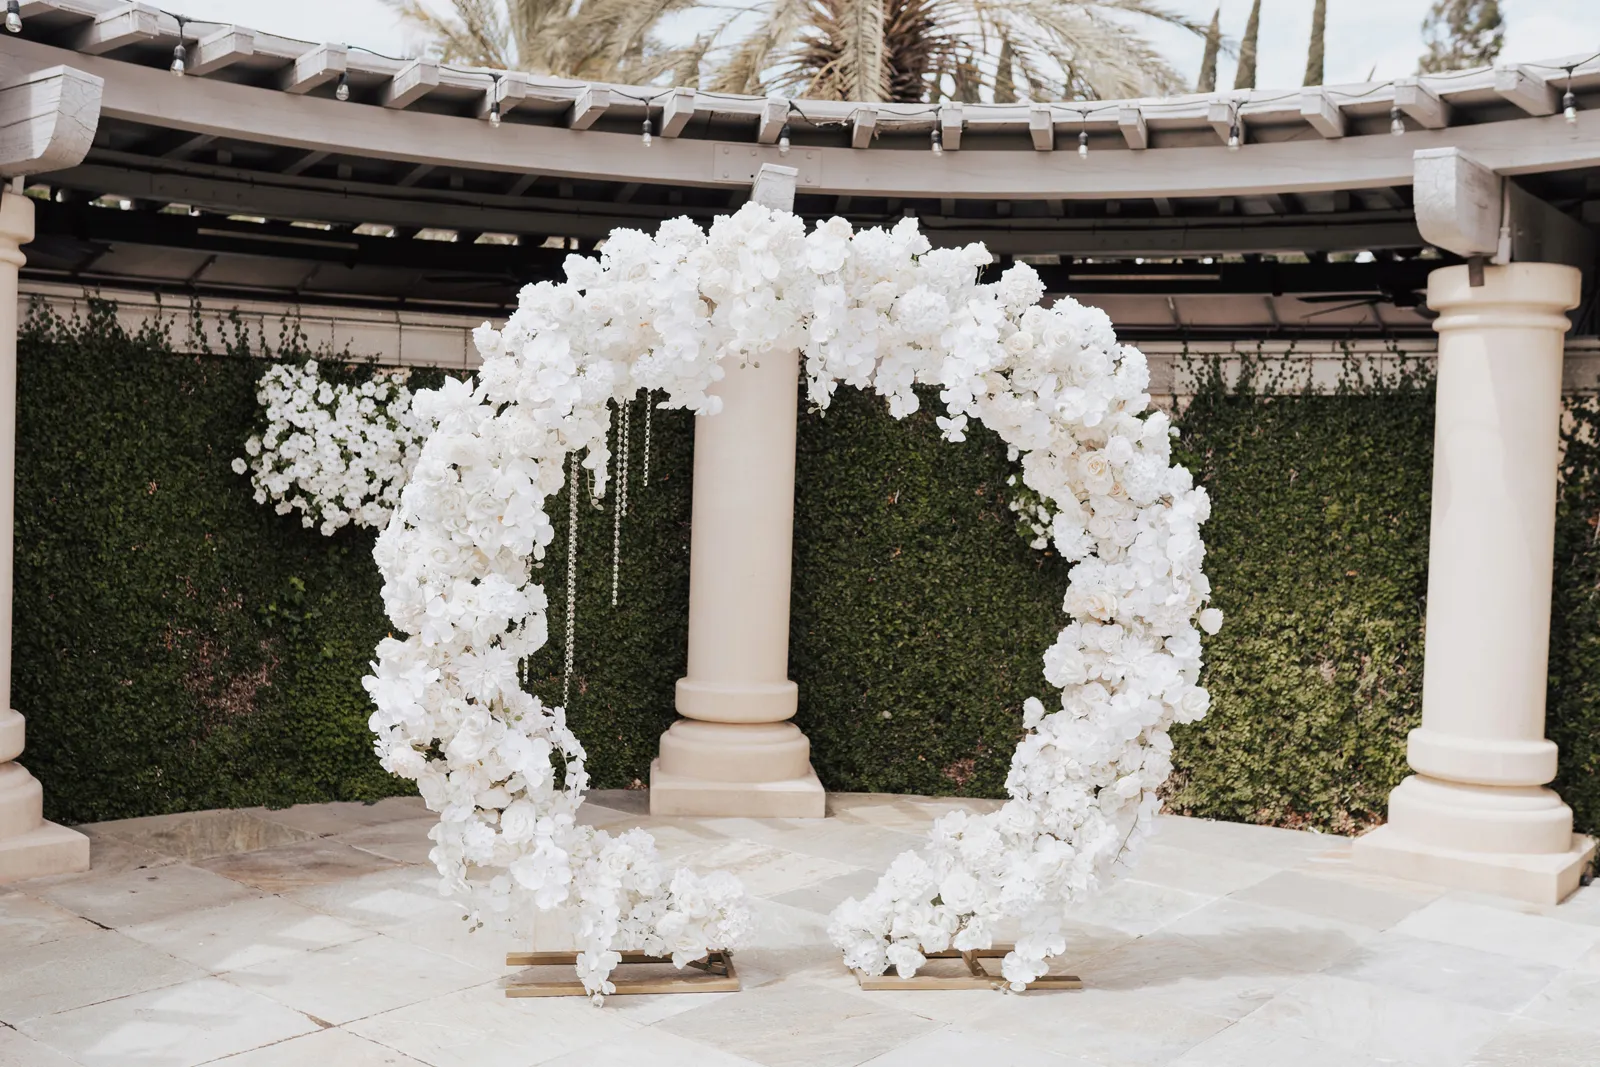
top-left (359, 202), bottom-right (1218, 999)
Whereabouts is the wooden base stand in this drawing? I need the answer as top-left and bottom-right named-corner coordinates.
top-left (504, 950), bottom-right (739, 998)
top-left (854, 947), bottom-right (1082, 992)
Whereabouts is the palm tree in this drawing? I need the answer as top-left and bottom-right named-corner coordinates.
top-left (714, 0), bottom-right (1208, 103)
top-left (1232, 0), bottom-right (1260, 90)
top-left (1303, 0), bottom-right (1326, 87)
top-left (1194, 7), bottom-right (1220, 92)
top-left (399, 0), bottom-right (1203, 104)
top-left (389, 0), bottom-right (704, 84)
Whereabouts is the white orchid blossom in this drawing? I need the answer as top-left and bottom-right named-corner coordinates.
top-left (361, 203), bottom-right (1217, 1000)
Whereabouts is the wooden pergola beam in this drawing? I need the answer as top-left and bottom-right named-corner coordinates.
top-left (0, 65), bottom-right (102, 177)
top-left (51, 161), bottom-right (1425, 255)
top-left (1206, 100), bottom-right (1239, 146)
top-left (11, 34), bottom-right (1600, 200)
top-left (380, 59), bottom-right (439, 111)
top-left (70, 2), bottom-right (162, 56)
top-left (851, 107), bottom-right (877, 149)
top-left (1300, 89), bottom-right (1346, 138)
top-left (757, 98), bottom-right (787, 145)
top-left (1118, 106), bottom-right (1147, 150)
top-left (1494, 64), bottom-right (1559, 117)
top-left (570, 86), bottom-right (609, 130)
top-left (189, 27), bottom-right (253, 77)
top-left (660, 88), bottom-right (696, 138)
top-left (279, 44), bottom-right (346, 95)
top-left (1029, 105), bottom-right (1053, 150)
top-left (1394, 78), bottom-right (1451, 129)
top-left (938, 103), bottom-right (963, 151)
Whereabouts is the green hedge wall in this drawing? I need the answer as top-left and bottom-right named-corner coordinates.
top-left (1549, 396), bottom-right (1600, 838)
top-left (15, 303), bottom-right (1600, 839)
top-left (16, 303), bottom-right (414, 821)
top-left (1165, 359), bottom-right (1435, 833)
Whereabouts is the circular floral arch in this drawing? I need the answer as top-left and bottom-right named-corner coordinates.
top-left (364, 204), bottom-right (1218, 999)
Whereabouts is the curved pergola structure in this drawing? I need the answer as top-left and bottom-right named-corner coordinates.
top-left (0, 0), bottom-right (1591, 333)
top-left (0, 0), bottom-right (1594, 905)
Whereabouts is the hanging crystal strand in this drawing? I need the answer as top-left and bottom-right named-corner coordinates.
top-left (642, 391), bottom-right (652, 488)
top-left (620, 396), bottom-right (631, 518)
top-left (563, 450), bottom-right (578, 709)
top-left (611, 397), bottom-right (628, 607)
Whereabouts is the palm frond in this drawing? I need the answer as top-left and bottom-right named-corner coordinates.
top-left (705, 0), bottom-right (812, 94)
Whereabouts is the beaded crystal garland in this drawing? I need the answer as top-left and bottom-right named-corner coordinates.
top-left (362, 202), bottom-right (1218, 1000)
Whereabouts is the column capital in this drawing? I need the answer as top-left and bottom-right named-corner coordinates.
top-left (1427, 261), bottom-right (1580, 322)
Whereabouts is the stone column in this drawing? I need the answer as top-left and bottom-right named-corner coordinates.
top-left (1354, 262), bottom-right (1595, 904)
top-left (0, 191), bottom-right (88, 882)
top-left (650, 166), bottom-right (825, 817)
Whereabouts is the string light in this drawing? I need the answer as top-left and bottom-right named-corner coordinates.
top-left (489, 98), bottom-right (501, 126)
top-left (1226, 120), bottom-right (1240, 151)
top-left (1564, 67), bottom-right (1579, 125)
top-left (335, 73), bottom-right (350, 102)
top-left (931, 126), bottom-right (943, 155)
top-left (641, 116), bottom-right (653, 148)
top-left (778, 122), bottom-right (792, 155)
top-left (170, 17), bottom-right (186, 76)
top-left (1077, 129), bottom-right (1089, 158)
top-left (5, 1), bottom-right (20, 34)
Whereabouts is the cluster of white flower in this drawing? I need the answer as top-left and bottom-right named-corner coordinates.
top-left (234, 361), bottom-right (432, 535)
top-left (363, 202), bottom-right (1216, 1000)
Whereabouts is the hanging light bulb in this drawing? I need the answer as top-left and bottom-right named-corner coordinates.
top-left (170, 40), bottom-right (186, 76)
top-left (489, 98), bottom-right (501, 127)
top-left (641, 116), bottom-right (653, 148)
top-left (5, 1), bottom-right (21, 34)
top-left (335, 73), bottom-right (350, 102)
top-left (931, 126), bottom-right (943, 155)
top-left (1226, 121), bottom-right (1240, 151)
top-left (1389, 105), bottom-right (1405, 136)
top-left (1564, 89), bottom-right (1579, 125)
top-left (1077, 129), bottom-right (1089, 158)
top-left (778, 122), bottom-right (792, 156)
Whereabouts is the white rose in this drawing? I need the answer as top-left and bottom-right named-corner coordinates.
top-left (1071, 589), bottom-right (1118, 622)
top-left (1176, 686), bottom-right (1211, 723)
top-left (1079, 451), bottom-right (1116, 496)
top-left (1005, 330), bottom-right (1036, 355)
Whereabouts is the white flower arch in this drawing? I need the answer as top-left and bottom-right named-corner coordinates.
top-left (363, 203), bottom-right (1217, 1000)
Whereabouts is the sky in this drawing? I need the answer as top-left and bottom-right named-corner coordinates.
top-left (189, 0), bottom-right (1600, 93)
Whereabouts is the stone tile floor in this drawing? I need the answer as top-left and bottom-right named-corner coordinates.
top-left (3, 791), bottom-right (1598, 1066)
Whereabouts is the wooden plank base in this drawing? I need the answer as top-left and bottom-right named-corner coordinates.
top-left (854, 947), bottom-right (1083, 992)
top-left (504, 949), bottom-right (739, 998)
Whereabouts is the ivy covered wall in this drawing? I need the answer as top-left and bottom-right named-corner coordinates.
top-left (14, 301), bottom-right (1600, 839)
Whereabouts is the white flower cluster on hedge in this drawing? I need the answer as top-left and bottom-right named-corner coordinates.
top-left (362, 202), bottom-right (1217, 1000)
top-left (234, 360), bottom-right (432, 535)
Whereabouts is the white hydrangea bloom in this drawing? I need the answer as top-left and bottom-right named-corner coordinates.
top-left (238, 361), bottom-right (432, 535)
top-left (363, 203), bottom-right (1218, 1000)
